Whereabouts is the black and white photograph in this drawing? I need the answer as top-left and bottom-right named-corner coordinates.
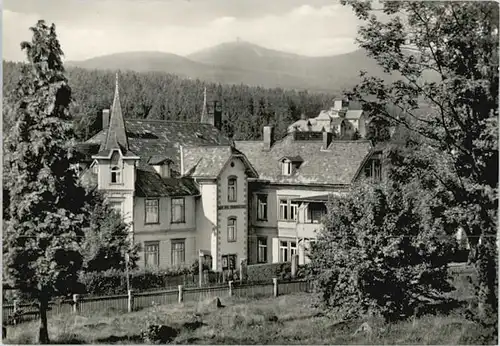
top-left (1, 0), bottom-right (498, 344)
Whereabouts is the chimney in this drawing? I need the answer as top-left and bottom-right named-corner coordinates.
top-left (323, 131), bottom-right (332, 149)
top-left (263, 126), bottom-right (274, 150)
top-left (333, 98), bottom-right (349, 111)
top-left (102, 109), bottom-right (110, 130)
top-left (213, 101), bottom-right (222, 130)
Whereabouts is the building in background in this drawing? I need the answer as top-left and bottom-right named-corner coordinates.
top-left (78, 76), bottom-right (381, 272)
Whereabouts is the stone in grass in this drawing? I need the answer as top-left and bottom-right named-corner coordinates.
top-left (353, 322), bottom-right (373, 336)
top-left (142, 324), bottom-right (179, 344)
top-left (213, 297), bottom-right (225, 308)
top-left (267, 314), bottom-right (278, 323)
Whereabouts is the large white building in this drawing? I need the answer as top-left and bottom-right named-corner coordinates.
top-left (79, 77), bottom-right (382, 272)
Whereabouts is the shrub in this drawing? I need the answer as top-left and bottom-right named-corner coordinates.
top-left (246, 262), bottom-right (308, 282)
top-left (79, 267), bottom-right (193, 296)
top-left (309, 181), bottom-right (455, 322)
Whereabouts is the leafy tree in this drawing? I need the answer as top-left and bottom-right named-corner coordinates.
top-left (341, 0), bottom-right (498, 323)
top-left (3, 20), bottom-right (87, 343)
top-left (309, 177), bottom-right (455, 322)
top-left (81, 191), bottom-right (138, 272)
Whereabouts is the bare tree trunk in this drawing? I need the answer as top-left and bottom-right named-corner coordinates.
top-left (475, 238), bottom-right (498, 326)
top-left (38, 294), bottom-right (49, 344)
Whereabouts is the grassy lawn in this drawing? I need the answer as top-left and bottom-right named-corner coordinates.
top-left (3, 292), bottom-right (496, 345)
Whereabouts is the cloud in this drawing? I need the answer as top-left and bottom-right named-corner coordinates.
top-left (3, 3), bottom-right (362, 61)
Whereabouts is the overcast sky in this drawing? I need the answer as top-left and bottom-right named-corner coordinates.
top-left (3, 0), bottom-right (366, 62)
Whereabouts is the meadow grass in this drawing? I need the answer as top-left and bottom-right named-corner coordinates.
top-left (3, 292), bottom-right (495, 345)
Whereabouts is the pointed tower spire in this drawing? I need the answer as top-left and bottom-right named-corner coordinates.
top-left (102, 72), bottom-right (129, 152)
top-left (200, 87), bottom-right (209, 124)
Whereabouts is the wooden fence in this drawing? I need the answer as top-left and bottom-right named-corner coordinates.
top-left (3, 279), bottom-right (312, 325)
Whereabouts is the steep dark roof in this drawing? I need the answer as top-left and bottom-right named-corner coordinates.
top-left (101, 73), bottom-right (130, 153)
top-left (86, 119), bottom-right (232, 173)
top-left (147, 155), bottom-right (173, 165)
top-left (235, 135), bottom-right (373, 185)
top-left (135, 169), bottom-right (199, 197)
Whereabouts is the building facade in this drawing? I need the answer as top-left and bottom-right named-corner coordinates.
top-left (79, 76), bottom-right (381, 272)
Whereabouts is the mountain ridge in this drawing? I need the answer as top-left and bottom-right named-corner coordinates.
top-left (65, 41), bottom-right (392, 93)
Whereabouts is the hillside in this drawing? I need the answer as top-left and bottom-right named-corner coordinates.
top-left (3, 61), bottom-right (337, 142)
top-left (65, 42), bottom-right (394, 93)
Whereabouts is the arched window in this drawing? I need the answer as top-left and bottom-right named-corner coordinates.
top-left (111, 166), bottom-right (121, 184)
top-left (227, 217), bottom-right (237, 242)
top-left (228, 176), bottom-right (237, 202)
top-left (110, 150), bottom-right (122, 184)
top-left (282, 159), bottom-right (292, 175)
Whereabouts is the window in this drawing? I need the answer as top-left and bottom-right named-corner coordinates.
top-left (110, 151), bottom-right (122, 184)
top-left (144, 242), bottom-right (159, 268)
top-left (279, 199), bottom-right (298, 221)
top-left (145, 199), bottom-right (159, 224)
top-left (279, 241), bottom-right (289, 262)
top-left (227, 217), bottom-right (237, 242)
top-left (257, 194), bottom-right (268, 221)
top-left (110, 166), bottom-right (121, 184)
top-left (109, 201), bottom-right (123, 215)
top-left (279, 199), bottom-right (288, 220)
top-left (279, 240), bottom-right (298, 262)
top-left (162, 164), bottom-right (170, 178)
top-left (222, 254), bottom-right (237, 270)
top-left (171, 239), bottom-right (185, 267)
top-left (364, 159), bottom-right (382, 182)
top-left (257, 237), bottom-right (267, 263)
top-left (282, 160), bottom-right (292, 175)
top-left (290, 203), bottom-right (298, 221)
top-left (228, 177), bottom-right (237, 202)
top-left (92, 163), bottom-right (99, 174)
top-left (307, 203), bottom-right (327, 224)
top-left (290, 242), bottom-right (297, 257)
top-left (171, 197), bottom-right (185, 223)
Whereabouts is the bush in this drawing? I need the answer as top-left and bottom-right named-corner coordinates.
top-left (246, 262), bottom-right (309, 283)
top-left (309, 182), bottom-right (455, 322)
top-left (79, 267), bottom-right (193, 296)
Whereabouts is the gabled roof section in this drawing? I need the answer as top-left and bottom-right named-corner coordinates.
top-left (280, 155), bottom-right (303, 163)
top-left (235, 135), bottom-right (373, 185)
top-left (86, 119), bottom-right (232, 173)
top-left (148, 155), bottom-right (174, 165)
top-left (135, 169), bottom-right (199, 197)
top-left (344, 110), bottom-right (364, 120)
top-left (330, 118), bottom-right (345, 126)
top-left (101, 73), bottom-right (129, 153)
top-left (182, 145), bottom-right (258, 179)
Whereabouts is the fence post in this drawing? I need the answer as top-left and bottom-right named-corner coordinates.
top-left (13, 299), bottom-right (19, 325)
top-left (178, 285), bottom-right (184, 303)
top-left (228, 281), bottom-right (233, 297)
top-left (291, 254), bottom-right (298, 279)
top-left (239, 258), bottom-right (247, 283)
top-left (72, 294), bottom-right (80, 314)
top-left (273, 278), bottom-right (278, 297)
top-left (128, 289), bottom-right (134, 313)
top-left (198, 251), bottom-right (203, 288)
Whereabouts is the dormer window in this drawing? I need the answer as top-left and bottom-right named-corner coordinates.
top-left (148, 156), bottom-right (173, 178)
top-left (280, 156), bottom-right (302, 176)
top-left (282, 160), bottom-right (292, 175)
